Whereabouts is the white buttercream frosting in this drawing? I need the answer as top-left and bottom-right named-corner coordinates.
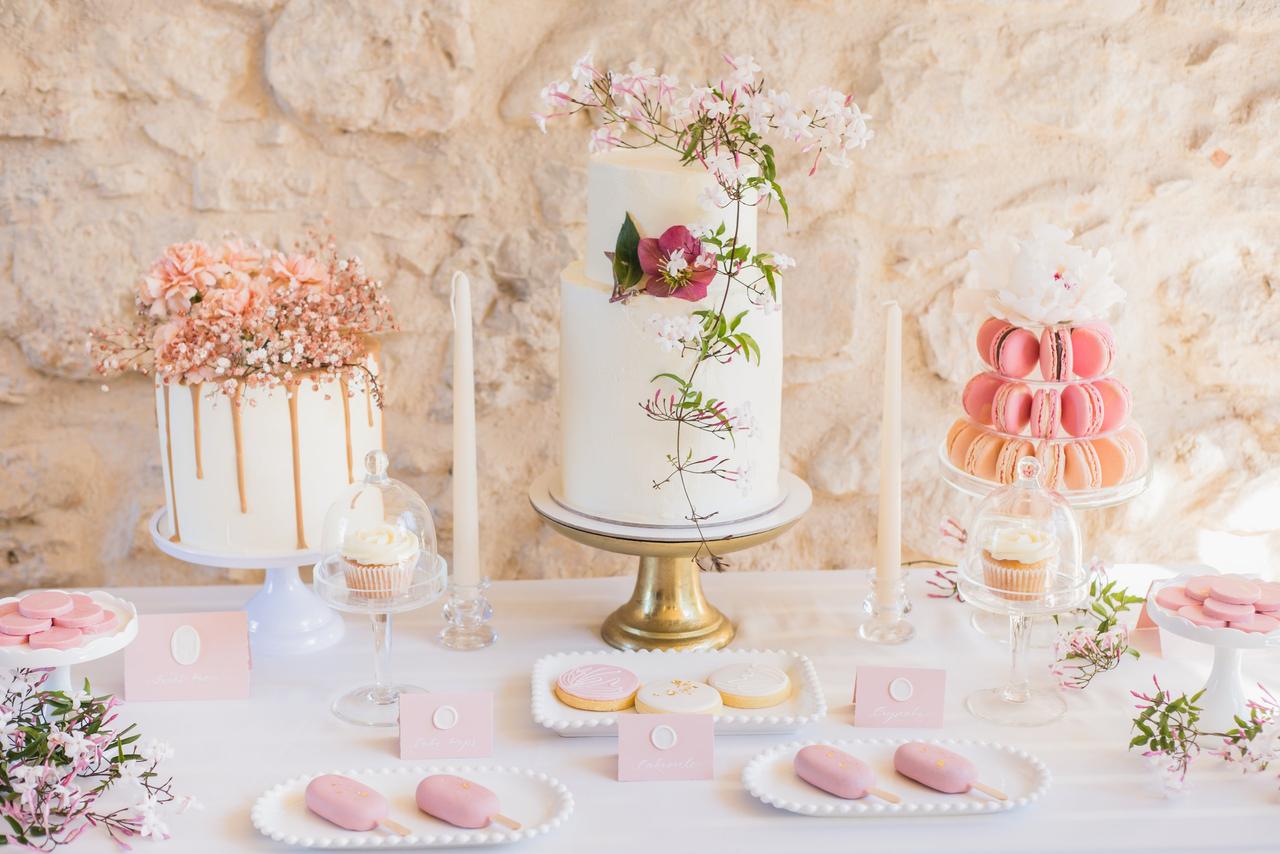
top-left (985, 526), bottom-right (1057, 564)
top-left (341, 523), bottom-right (420, 566)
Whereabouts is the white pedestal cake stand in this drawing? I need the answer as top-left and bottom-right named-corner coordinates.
top-left (0, 591), bottom-right (139, 694)
top-left (529, 470), bottom-right (811, 651)
top-left (148, 509), bottom-right (344, 656)
top-left (1147, 573), bottom-right (1280, 732)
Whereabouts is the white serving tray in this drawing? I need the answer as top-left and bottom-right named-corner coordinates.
top-left (250, 765), bottom-right (573, 849)
top-left (531, 648), bottom-right (826, 737)
top-left (0, 590), bottom-right (138, 669)
top-left (743, 738), bottom-right (1050, 818)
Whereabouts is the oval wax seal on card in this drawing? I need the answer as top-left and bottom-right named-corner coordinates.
top-left (888, 677), bottom-right (914, 702)
top-left (432, 705), bottom-right (460, 730)
top-left (650, 724), bottom-right (679, 751)
top-left (170, 624), bottom-right (202, 666)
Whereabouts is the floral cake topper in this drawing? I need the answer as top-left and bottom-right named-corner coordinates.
top-left (956, 225), bottom-right (1126, 327)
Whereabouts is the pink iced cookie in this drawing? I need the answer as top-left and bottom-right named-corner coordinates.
top-left (0, 633), bottom-right (28, 647)
top-left (1177, 604), bottom-right (1228, 628)
top-left (0, 602), bottom-right (18, 617)
top-left (1229, 613), bottom-right (1280, 634)
top-left (1201, 598), bottom-right (1255, 622)
top-left (1184, 576), bottom-right (1216, 602)
top-left (554, 663), bottom-right (640, 711)
top-left (416, 775), bottom-right (502, 829)
top-left (18, 591), bottom-right (73, 620)
top-left (69, 593), bottom-right (95, 608)
top-left (80, 610), bottom-right (118, 636)
top-left (1253, 583), bottom-right (1280, 613)
top-left (795, 745), bottom-right (898, 802)
top-left (305, 774), bottom-right (389, 832)
top-left (0, 613), bottom-right (52, 636)
top-left (1154, 586), bottom-right (1197, 612)
top-left (28, 627), bottom-right (84, 650)
top-left (53, 601), bottom-right (104, 629)
top-left (1208, 577), bottom-right (1261, 606)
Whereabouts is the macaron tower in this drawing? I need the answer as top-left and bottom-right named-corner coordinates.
top-left (945, 226), bottom-right (1147, 495)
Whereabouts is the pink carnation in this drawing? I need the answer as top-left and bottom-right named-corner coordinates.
top-left (637, 225), bottom-right (717, 302)
top-left (270, 252), bottom-right (329, 289)
top-left (138, 241), bottom-right (221, 318)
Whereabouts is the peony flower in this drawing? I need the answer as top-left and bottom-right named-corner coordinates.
top-left (138, 241), bottom-right (221, 318)
top-left (269, 252), bottom-right (329, 290)
top-left (955, 225), bottom-right (1126, 326)
top-left (637, 226), bottom-right (718, 302)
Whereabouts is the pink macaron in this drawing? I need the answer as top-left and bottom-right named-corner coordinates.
top-left (1062, 441), bottom-right (1102, 490)
top-left (946, 420), bottom-right (984, 469)
top-left (962, 373), bottom-right (1004, 425)
top-left (1069, 323), bottom-right (1115, 378)
top-left (1201, 597), bottom-right (1256, 622)
top-left (18, 591), bottom-right (74, 620)
top-left (1039, 326), bottom-right (1073, 381)
top-left (1207, 576), bottom-right (1261, 605)
top-left (1060, 382), bottom-right (1105, 437)
top-left (996, 438), bottom-right (1035, 484)
top-left (1092, 436), bottom-right (1135, 487)
top-left (976, 317), bottom-right (1007, 366)
top-left (1036, 441), bottom-right (1067, 490)
top-left (1229, 613), bottom-right (1280, 634)
top-left (1093, 378), bottom-right (1131, 433)
top-left (991, 381), bottom-right (1032, 434)
top-left (1177, 604), bottom-right (1228, 628)
top-left (1030, 388), bottom-right (1061, 438)
top-left (1154, 586), bottom-right (1197, 611)
top-left (963, 430), bottom-right (1004, 481)
top-left (28, 627), bottom-right (84, 651)
top-left (988, 324), bottom-right (1039, 379)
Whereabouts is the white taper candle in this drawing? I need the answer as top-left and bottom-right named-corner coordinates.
top-left (875, 301), bottom-right (902, 608)
top-left (450, 271), bottom-right (480, 587)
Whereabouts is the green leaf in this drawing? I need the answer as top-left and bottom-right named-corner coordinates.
top-left (770, 180), bottom-right (789, 223)
top-left (612, 212), bottom-right (644, 290)
top-left (650, 372), bottom-right (689, 390)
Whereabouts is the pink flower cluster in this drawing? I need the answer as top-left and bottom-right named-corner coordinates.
top-left (93, 236), bottom-right (395, 395)
top-left (534, 53), bottom-right (873, 177)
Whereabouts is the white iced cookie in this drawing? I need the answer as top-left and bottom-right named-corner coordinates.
top-left (707, 662), bottom-right (791, 709)
top-left (634, 678), bottom-right (722, 715)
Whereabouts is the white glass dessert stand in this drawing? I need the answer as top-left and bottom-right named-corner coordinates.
top-left (1146, 572), bottom-right (1280, 732)
top-left (0, 591), bottom-right (138, 694)
top-left (528, 470), bottom-right (812, 651)
top-left (313, 554), bottom-right (448, 727)
top-left (148, 508), bottom-right (342, 656)
top-left (939, 441), bottom-right (1152, 645)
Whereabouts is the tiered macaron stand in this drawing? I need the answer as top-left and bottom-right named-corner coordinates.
top-left (529, 470), bottom-right (812, 651)
top-left (0, 591), bottom-right (139, 693)
top-left (1146, 572), bottom-right (1280, 731)
top-left (149, 508), bottom-right (344, 656)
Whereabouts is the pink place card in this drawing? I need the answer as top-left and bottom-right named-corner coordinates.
top-left (399, 692), bottom-right (493, 759)
top-left (617, 714), bottom-right (714, 782)
top-left (124, 612), bottom-right (250, 701)
top-left (1131, 583), bottom-right (1162, 657)
top-left (852, 666), bottom-right (946, 728)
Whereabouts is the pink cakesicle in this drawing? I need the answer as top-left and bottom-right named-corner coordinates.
top-left (893, 742), bottom-right (1006, 800)
top-left (80, 610), bottom-right (118, 636)
top-left (1229, 613), bottom-right (1280, 634)
top-left (0, 633), bottom-right (28, 647)
top-left (1201, 598), bottom-right (1255, 622)
top-left (416, 775), bottom-right (519, 830)
top-left (18, 592), bottom-right (73, 620)
top-left (1177, 604), bottom-right (1228, 628)
top-left (304, 775), bottom-right (408, 835)
top-left (795, 745), bottom-right (900, 803)
top-left (0, 613), bottom-right (52, 636)
top-left (1254, 583), bottom-right (1280, 613)
top-left (53, 601), bottom-right (104, 629)
top-left (1154, 586), bottom-right (1197, 612)
top-left (28, 627), bottom-right (84, 650)
top-left (1184, 576), bottom-right (1216, 602)
top-left (1207, 577), bottom-right (1261, 606)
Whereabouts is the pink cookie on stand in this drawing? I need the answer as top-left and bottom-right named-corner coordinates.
top-left (1069, 323), bottom-right (1115, 378)
top-left (28, 627), bottom-right (84, 651)
top-left (1207, 577), bottom-right (1261, 606)
top-left (0, 633), bottom-right (28, 647)
top-left (1201, 598), bottom-right (1255, 622)
top-left (1229, 613), bottom-right (1280, 634)
top-left (988, 325), bottom-right (1039, 379)
top-left (962, 374), bottom-right (1004, 425)
top-left (1039, 327), bottom-right (1073, 381)
top-left (1154, 586), bottom-right (1197, 612)
top-left (1253, 582), bottom-right (1280, 613)
top-left (1184, 577), bottom-right (1216, 602)
top-left (18, 592), bottom-right (73, 620)
top-left (1177, 604), bottom-right (1228, 628)
top-left (80, 610), bottom-right (118, 636)
top-left (0, 602), bottom-right (18, 617)
top-left (0, 613), bottom-right (52, 636)
top-left (53, 601), bottom-right (105, 629)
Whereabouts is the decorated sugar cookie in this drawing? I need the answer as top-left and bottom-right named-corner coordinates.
top-left (554, 664), bottom-right (640, 712)
top-left (634, 678), bottom-right (722, 715)
top-left (707, 662), bottom-right (791, 709)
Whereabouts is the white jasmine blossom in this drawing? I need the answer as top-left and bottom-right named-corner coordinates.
top-left (769, 252), bottom-right (796, 270)
top-left (728, 401), bottom-right (758, 435)
top-left (698, 184), bottom-right (731, 210)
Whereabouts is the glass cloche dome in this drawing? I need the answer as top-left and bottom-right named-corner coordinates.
top-left (959, 455), bottom-right (1086, 615)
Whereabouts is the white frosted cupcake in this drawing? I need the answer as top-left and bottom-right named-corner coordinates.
top-left (340, 524), bottom-right (420, 599)
top-left (981, 526), bottom-right (1057, 602)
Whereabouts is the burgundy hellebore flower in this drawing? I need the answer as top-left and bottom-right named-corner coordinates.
top-left (636, 225), bottom-right (717, 301)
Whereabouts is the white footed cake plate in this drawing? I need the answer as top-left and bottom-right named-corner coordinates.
top-left (250, 765), bottom-right (573, 849)
top-left (0, 591), bottom-right (139, 693)
top-left (531, 648), bottom-right (826, 737)
top-left (743, 738), bottom-right (1050, 818)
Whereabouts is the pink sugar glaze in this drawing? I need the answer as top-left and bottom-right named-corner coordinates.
top-left (555, 664), bottom-right (640, 701)
top-left (1207, 576), bottom-right (1262, 606)
top-left (18, 591), bottom-right (73, 620)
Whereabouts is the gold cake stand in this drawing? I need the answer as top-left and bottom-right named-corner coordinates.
top-left (528, 471), bottom-right (812, 651)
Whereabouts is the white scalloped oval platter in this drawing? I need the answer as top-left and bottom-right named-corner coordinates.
top-left (743, 738), bottom-right (1050, 818)
top-left (532, 648), bottom-right (827, 737)
top-left (251, 765), bottom-right (573, 848)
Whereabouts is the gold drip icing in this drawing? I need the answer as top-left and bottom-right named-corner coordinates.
top-left (162, 384), bottom-right (180, 542)
top-left (287, 380), bottom-right (306, 549)
top-left (189, 384), bottom-right (203, 479)
top-left (339, 378), bottom-right (353, 484)
top-left (230, 382), bottom-right (247, 513)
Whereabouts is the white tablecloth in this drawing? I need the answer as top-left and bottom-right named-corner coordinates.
top-left (62, 566), bottom-right (1279, 853)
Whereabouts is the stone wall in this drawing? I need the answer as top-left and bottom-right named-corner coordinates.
top-left (2, 0), bottom-right (1277, 590)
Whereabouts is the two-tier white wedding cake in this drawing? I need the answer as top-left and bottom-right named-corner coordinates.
top-left (557, 148), bottom-right (782, 526)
